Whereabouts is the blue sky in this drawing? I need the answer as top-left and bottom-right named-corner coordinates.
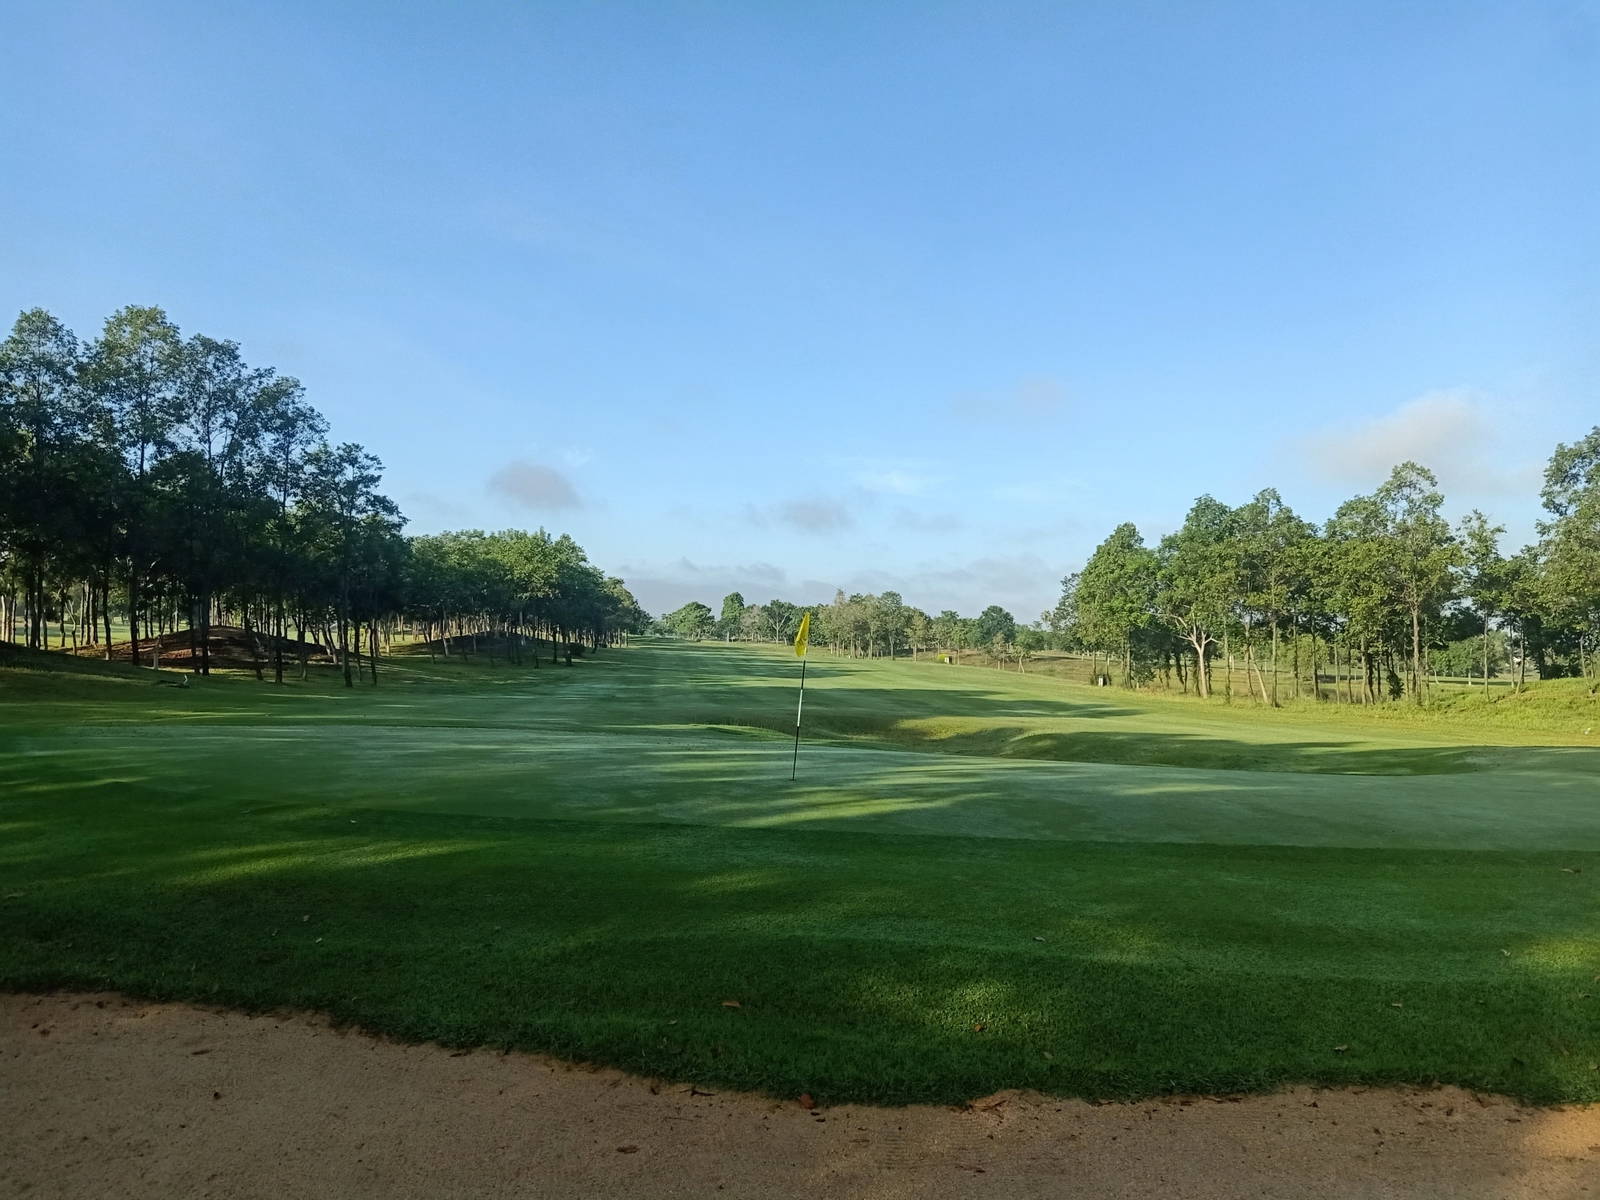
top-left (5, 1), bottom-right (1596, 619)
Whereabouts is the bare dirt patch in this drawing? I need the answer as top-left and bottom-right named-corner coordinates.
top-left (3, 992), bottom-right (1597, 1199)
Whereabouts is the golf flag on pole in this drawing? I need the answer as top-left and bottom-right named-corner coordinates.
top-left (790, 611), bottom-right (811, 780)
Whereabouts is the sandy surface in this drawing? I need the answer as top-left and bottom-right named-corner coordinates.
top-left (3, 993), bottom-right (1598, 1199)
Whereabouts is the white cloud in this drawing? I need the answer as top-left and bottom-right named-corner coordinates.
top-left (1294, 390), bottom-right (1529, 493)
top-left (857, 468), bottom-right (931, 495)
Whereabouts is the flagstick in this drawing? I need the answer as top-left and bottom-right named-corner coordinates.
top-left (790, 656), bottom-right (807, 781)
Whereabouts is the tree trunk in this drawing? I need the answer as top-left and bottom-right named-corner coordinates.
top-left (1291, 620), bottom-right (1300, 701)
top-left (1411, 602), bottom-right (1424, 705)
top-left (340, 571), bottom-right (354, 689)
top-left (128, 578), bottom-right (140, 668)
top-left (1269, 618), bottom-right (1279, 706)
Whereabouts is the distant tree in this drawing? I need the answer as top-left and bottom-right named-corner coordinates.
top-left (1073, 523), bottom-right (1157, 682)
top-left (1457, 510), bottom-right (1508, 693)
top-left (303, 442), bottom-right (400, 687)
top-left (0, 309), bottom-right (88, 649)
top-left (762, 598), bottom-right (800, 643)
top-left (930, 609), bottom-right (963, 653)
top-left (89, 305), bottom-right (182, 662)
top-left (662, 600), bottom-right (715, 640)
top-left (1235, 488), bottom-right (1312, 705)
top-left (1155, 497), bottom-right (1237, 699)
top-left (905, 608), bottom-right (931, 660)
top-left (972, 604), bottom-right (1016, 647)
top-left (1374, 463), bottom-right (1460, 703)
top-left (874, 590), bottom-right (906, 658)
top-left (1538, 428), bottom-right (1600, 680)
top-left (737, 602), bottom-right (766, 642)
top-left (717, 591), bottom-right (745, 641)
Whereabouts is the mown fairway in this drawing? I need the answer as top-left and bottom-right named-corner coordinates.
top-left (3, 640), bottom-right (1599, 1104)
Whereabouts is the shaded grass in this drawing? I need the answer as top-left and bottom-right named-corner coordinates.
top-left (4, 638), bottom-right (1600, 1105)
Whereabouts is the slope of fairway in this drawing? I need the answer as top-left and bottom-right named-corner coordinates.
top-left (3, 640), bottom-right (1599, 1105)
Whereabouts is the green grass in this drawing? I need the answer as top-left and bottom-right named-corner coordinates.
top-left (4, 638), bottom-right (1600, 1105)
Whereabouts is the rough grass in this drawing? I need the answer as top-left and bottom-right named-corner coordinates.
top-left (3, 638), bottom-right (1599, 1105)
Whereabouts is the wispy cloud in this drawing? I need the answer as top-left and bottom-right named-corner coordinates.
top-left (611, 558), bottom-right (792, 615)
top-left (829, 552), bottom-right (1061, 618)
top-left (1292, 390), bottom-right (1532, 494)
top-left (857, 468), bottom-right (932, 495)
top-left (992, 478), bottom-right (1087, 505)
top-left (892, 507), bottom-right (964, 533)
top-left (561, 447), bottom-right (595, 469)
top-left (747, 496), bottom-right (856, 534)
top-left (486, 460), bottom-right (583, 511)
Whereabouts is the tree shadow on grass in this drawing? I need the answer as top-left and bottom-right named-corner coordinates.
top-left (640, 705), bottom-right (1481, 775)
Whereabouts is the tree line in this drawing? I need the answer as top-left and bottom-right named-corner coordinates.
top-left (657, 591), bottom-right (1046, 666)
top-left (656, 438), bottom-right (1600, 706)
top-left (1055, 447), bottom-right (1600, 704)
top-left (0, 306), bottom-right (647, 684)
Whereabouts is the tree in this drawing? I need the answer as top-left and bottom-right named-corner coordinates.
top-left (874, 590), bottom-right (906, 658)
top-left (1234, 488), bottom-right (1311, 705)
top-left (717, 591), bottom-right (745, 641)
top-left (662, 601), bottom-right (715, 640)
top-left (0, 309), bottom-right (89, 649)
top-left (1538, 428), bottom-right (1600, 681)
top-left (931, 609), bottom-right (965, 653)
top-left (905, 608), bottom-right (931, 660)
top-left (303, 443), bottom-right (401, 687)
top-left (2, 303), bottom-right (649, 680)
top-left (971, 604), bottom-right (1015, 647)
top-left (1154, 497), bottom-right (1237, 699)
top-left (90, 305), bottom-right (182, 664)
top-left (1457, 510), bottom-right (1508, 692)
top-left (1373, 464), bottom-right (1460, 703)
top-left (1072, 523), bottom-right (1157, 683)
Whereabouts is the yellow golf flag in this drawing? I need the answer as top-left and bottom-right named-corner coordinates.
top-left (794, 611), bottom-right (811, 658)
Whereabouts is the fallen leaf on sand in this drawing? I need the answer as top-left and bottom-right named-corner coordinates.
top-left (970, 1089), bottom-right (1020, 1111)
top-left (798, 1093), bottom-right (816, 1110)
top-left (720, 1000), bottom-right (741, 1008)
